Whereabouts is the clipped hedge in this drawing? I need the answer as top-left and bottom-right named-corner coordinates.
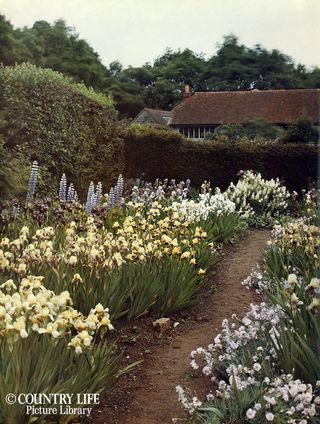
top-left (125, 125), bottom-right (317, 192)
top-left (0, 63), bottom-right (124, 198)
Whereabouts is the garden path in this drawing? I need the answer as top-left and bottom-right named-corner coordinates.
top-left (86, 229), bottom-right (270, 424)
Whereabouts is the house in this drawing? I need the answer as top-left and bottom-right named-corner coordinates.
top-left (132, 108), bottom-right (172, 125)
top-left (169, 88), bottom-right (320, 140)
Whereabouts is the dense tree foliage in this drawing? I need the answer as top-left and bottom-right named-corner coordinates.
top-left (1, 15), bottom-right (320, 118)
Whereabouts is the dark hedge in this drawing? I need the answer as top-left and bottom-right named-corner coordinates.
top-left (125, 125), bottom-right (318, 192)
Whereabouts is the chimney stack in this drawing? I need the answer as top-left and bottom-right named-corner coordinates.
top-left (183, 84), bottom-right (191, 101)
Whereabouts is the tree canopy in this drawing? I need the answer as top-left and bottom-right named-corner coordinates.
top-left (1, 15), bottom-right (320, 118)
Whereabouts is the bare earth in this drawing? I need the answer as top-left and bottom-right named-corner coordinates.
top-left (83, 229), bottom-right (270, 424)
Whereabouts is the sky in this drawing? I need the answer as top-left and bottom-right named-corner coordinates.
top-left (0, 0), bottom-right (319, 69)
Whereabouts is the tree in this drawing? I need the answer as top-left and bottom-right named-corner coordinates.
top-left (1, 15), bottom-right (320, 119)
top-left (0, 15), bottom-right (32, 65)
top-left (26, 20), bottom-right (110, 89)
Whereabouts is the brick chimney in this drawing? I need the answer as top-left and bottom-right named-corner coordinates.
top-left (183, 84), bottom-right (191, 101)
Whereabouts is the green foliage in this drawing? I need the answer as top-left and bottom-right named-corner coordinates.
top-left (195, 385), bottom-right (265, 424)
top-left (125, 124), bottom-right (183, 180)
top-left (197, 213), bottom-right (247, 244)
top-left (125, 126), bottom-right (317, 192)
top-left (204, 119), bottom-right (283, 142)
top-left (243, 118), bottom-right (283, 140)
top-left (143, 258), bottom-right (208, 317)
top-left (263, 221), bottom-right (320, 385)
top-left (269, 299), bottom-right (320, 386)
top-left (282, 116), bottom-right (319, 143)
top-left (0, 333), bottom-right (120, 423)
top-left (2, 13), bottom-right (320, 117)
top-left (0, 16), bottom-right (110, 90)
top-left (0, 15), bottom-right (32, 65)
top-left (0, 137), bottom-right (29, 198)
top-left (204, 124), bottom-right (245, 142)
top-left (263, 244), bottom-right (317, 282)
top-left (264, 274), bottom-right (320, 386)
top-left (0, 63), bottom-right (124, 198)
top-left (15, 251), bottom-right (214, 321)
top-left (263, 225), bottom-right (318, 282)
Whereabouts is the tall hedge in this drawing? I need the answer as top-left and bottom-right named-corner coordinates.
top-left (0, 63), bottom-right (124, 197)
top-left (125, 125), bottom-right (318, 192)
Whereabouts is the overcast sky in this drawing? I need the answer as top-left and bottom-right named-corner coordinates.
top-left (0, 0), bottom-right (319, 69)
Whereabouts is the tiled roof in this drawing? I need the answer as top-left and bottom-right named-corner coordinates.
top-left (170, 89), bottom-right (320, 125)
top-left (134, 108), bottom-right (172, 125)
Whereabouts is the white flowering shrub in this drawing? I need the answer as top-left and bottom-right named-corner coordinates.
top-left (168, 192), bottom-right (245, 245)
top-left (171, 191), bottom-right (236, 222)
top-left (225, 170), bottom-right (291, 225)
top-left (177, 300), bottom-right (320, 423)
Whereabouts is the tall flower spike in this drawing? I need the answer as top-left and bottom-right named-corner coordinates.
top-left (59, 173), bottom-right (67, 201)
top-left (95, 182), bottom-right (103, 206)
top-left (108, 187), bottom-right (115, 209)
top-left (67, 183), bottom-right (75, 203)
top-left (85, 181), bottom-right (95, 214)
top-left (115, 174), bottom-right (124, 206)
top-left (26, 161), bottom-right (39, 202)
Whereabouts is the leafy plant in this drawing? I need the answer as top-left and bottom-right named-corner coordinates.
top-left (0, 334), bottom-right (121, 423)
top-left (197, 212), bottom-right (246, 244)
top-left (265, 275), bottom-right (320, 385)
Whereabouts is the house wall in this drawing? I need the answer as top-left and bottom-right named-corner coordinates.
top-left (171, 123), bottom-right (320, 140)
top-left (170, 125), bottom-right (218, 140)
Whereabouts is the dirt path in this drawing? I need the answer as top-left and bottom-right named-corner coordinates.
top-left (87, 229), bottom-right (270, 424)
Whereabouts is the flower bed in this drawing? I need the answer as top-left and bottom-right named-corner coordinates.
top-left (0, 168), bottom-right (305, 422)
top-left (177, 190), bottom-right (320, 423)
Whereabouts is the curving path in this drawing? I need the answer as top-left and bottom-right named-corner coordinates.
top-left (86, 229), bottom-right (270, 424)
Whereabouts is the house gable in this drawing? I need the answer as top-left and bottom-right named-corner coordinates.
top-left (132, 108), bottom-right (172, 125)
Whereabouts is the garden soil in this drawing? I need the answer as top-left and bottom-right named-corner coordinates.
top-left (81, 229), bottom-right (270, 424)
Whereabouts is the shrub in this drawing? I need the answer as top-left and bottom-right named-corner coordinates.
top-left (0, 63), bottom-right (124, 198)
top-left (125, 124), bottom-right (183, 180)
top-left (282, 116), bottom-right (319, 143)
top-left (0, 137), bottom-right (29, 198)
top-left (204, 124), bottom-right (245, 142)
top-left (225, 170), bottom-right (290, 226)
top-left (125, 125), bottom-right (317, 192)
top-left (243, 118), bottom-right (283, 140)
top-left (204, 119), bottom-right (283, 142)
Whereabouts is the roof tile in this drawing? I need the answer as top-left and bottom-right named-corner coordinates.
top-left (170, 89), bottom-right (320, 125)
